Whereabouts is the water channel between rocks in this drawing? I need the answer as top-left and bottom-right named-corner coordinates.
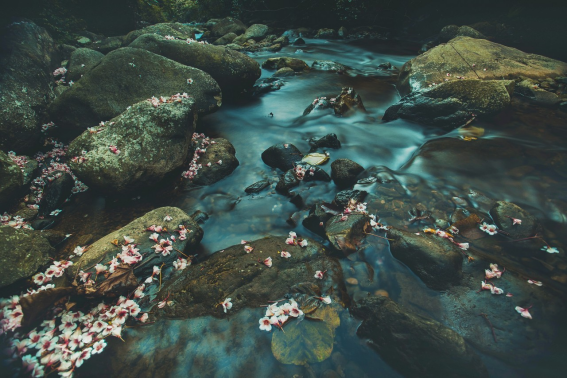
top-left (55, 38), bottom-right (567, 377)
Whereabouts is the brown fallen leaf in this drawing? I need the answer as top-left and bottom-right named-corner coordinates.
top-left (95, 263), bottom-right (138, 297)
top-left (20, 287), bottom-right (77, 328)
top-left (453, 213), bottom-right (485, 240)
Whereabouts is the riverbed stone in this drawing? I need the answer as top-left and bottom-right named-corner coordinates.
top-left (262, 57), bottom-right (310, 72)
top-left (331, 159), bottom-right (364, 188)
top-left (309, 133), bottom-right (341, 151)
top-left (398, 37), bottom-right (567, 94)
top-left (48, 47), bottom-right (221, 133)
top-left (272, 67), bottom-right (295, 77)
top-left (0, 226), bottom-right (54, 288)
top-left (243, 24), bottom-right (269, 40)
top-left (68, 97), bottom-right (197, 193)
top-left (209, 17), bottom-right (247, 37)
top-left (0, 20), bottom-right (58, 153)
top-left (311, 60), bottom-right (349, 72)
top-left (69, 207), bottom-right (202, 279)
top-left (261, 143), bottom-right (303, 171)
top-left (275, 170), bottom-right (300, 195)
top-left (383, 79), bottom-right (514, 128)
top-left (157, 236), bottom-right (346, 318)
top-left (333, 190), bottom-right (367, 208)
top-left (129, 33), bottom-right (260, 95)
top-left (489, 201), bottom-right (541, 239)
top-left (388, 228), bottom-right (462, 290)
top-left (213, 32), bottom-right (237, 45)
top-left (325, 213), bottom-right (369, 254)
top-left (66, 48), bottom-right (104, 82)
top-left (0, 150), bottom-right (24, 209)
top-left (245, 179), bottom-right (270, 194)
top-left (190, 138), bottom-right (239, 186)
top-left (303, 202), bottom-right (333, 237)
top-left (333, 87), bottom-right (366, 115)
top-left (351, 296), bottom-right (488, 378)
top-left (123, 22), bottom-right (200, 45)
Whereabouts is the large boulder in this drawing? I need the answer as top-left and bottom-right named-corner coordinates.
top-left (128, 33), bottom-right (260, 95)
top-left (69, 207), bottom-right (202, 278)
top-left (398, 37), bottom-right (567, 94)
top-left (388, 228), bottom-right (462, 290)
top-left (48, 47), bottom-right (221, 134)
top-left (0, 226), bottom-right (54, 288)
top-left (0, 150), bottom-right (23, 209)
top-left (190, 138), bottom-right (239, 186)
top-left (209, 17), bottom-right (247, 37)
top-left (66, 48), bottom-right (104, 82)
top-left (68, 96), bottom-right (197, 194)
top-left (351, 296), bottom-right (488, 378)
top-left (243, 24), bottom-right (269, 40)
top-left (0, 20), bottom-right (58, 153)
top-left (157, 236), bottom-right (347, 318)
top-left (439, 25), bottom-right (485, 43)
top-left (123, 22), bottom-right (200, 45)
top-left (383, 80), bottom-right (514, 128)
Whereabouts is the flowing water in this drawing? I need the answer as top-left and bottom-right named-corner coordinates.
top-left (52, 38), bottom-right (567, 377)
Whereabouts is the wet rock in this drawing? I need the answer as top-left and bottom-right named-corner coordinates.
top-left (489, 201), bottom-right (541, 239)
top-left (48, 47), bottom-right (221, 133)
top-left (331, 159), bottom-right (364, 189)
top-left (383, 80), bottom-right (514, 128)
top-left (0, 20), bottom-right (58, 153)
top-left (66, 48), bottom-right (104, 82)
top-left (351, 296), bottom-right (488, 378)
top-left (303, 202), bottom-right (333, 237)
top-left (299, 163), bottom-right (331, 183)
top-left (191, 138), bottom-right (239, 186)
top-left (516, 79), bottom-right (562, 106)
top-left (68, 97), bottom-right (196, 194)
top-left (311, 60), bottom-right (349, 72)
top-left (69, 207), bottom-right (202, 279)
top-left (129, 34), bottom-right (260, 96)
top-left (252, 77), bottom-right (284, 95)
top-left (243, 24), bottom-right (269, 40)
top-left (439, 25), bottom-right (485, 43)
top-left (378, 62), bottom-right (392, 70)
top-left (293, 37), bottom-right (306, 46)
top-left (309, 133), bottom-right (341, 151)
top-left (333, 190), bottom-right (367, 208)
top-left (275, 170), bottom-right (299, 195)
top-left (314, 28), bottom-right (338, 39)
top-left (261, 143), bottom-right (303, 171)
top-left (398, 37), bottom-right (567, 94)
top-left (90, 36), bottom-right (124, 54)
top-left (333, 87), bottom-right (366, 115)
top-left (213, 32), bottom-right (237, 45)
top-left (262, 57), bottom-right (310, 72)
top-left (39, 172), bottom-right (74, 216)
top-left (388, 228), bottom-right (462, 290)
top-left (0, 226), bottom-right (54, 288)
top-left (158, 236), bottom-right (346, 318)
top-left (0, 150), bottom-right (24, 209)
top-left (209, 17), bottom-right (247, 38)
top-left (123, 22), bottom-right (200, 45)
top-left (325, 213), bottom-right (369, 253)
top-left (272, 67), bottom-right (295, 77)
top-left (245, 180), bottom-right (270, 194)
top-left (273, 36), bottom-right (289, 46)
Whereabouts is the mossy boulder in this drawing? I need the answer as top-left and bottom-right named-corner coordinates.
top-left (0, 226), bottom-right (54, 288)
top-left (212, 32), bottom-right (237, 45)
top-left (0, 20), bottom-right (58, 153)
top-left (262, 57), bottom-right (310, 72)
top-left (129, 33), bottom-right (260, 95)
top-left (398, 36), bottom-right (567, 94)
top-left (48, 47), bottom-right (221, 134)
top-left (66, 48), bottom-right (104, 82)
top-left (383, 79), bottom-right (514, 128)
top-left (123, 22), bottom-right (200, 45)
top-left (209, 17), bottom-right (247, 37)
top-left (68, 97), bottom-right (197, 193)
top-left (439, 25), bottom-right (485, 43)
top-left (0, 150), bottom-right (24, 209)
top-left (190, 138), bottom-right (239, 186)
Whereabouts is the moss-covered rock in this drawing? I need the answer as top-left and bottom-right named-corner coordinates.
top-left (66, 48), bottom-right (104, 82)
top-left (439, 25), bottom-right (485, 43)
top-left (123, 22), bottom-right (201, 45)
top-left (208, 17), bottom-right (247, 37)
top-left (398, 36), bottom-right (567, 94)
top-left (0, 226), bottom-right (54, 288)
top-left (128, 33), bottom-right (260, 95)
top-left (0, 150), bottom-right (24, 209)
top-left (48, 47), bottom-right (221, 133)
top-left (212, 32), bottom-right (237, 45)
top-left (262, 57), bottom-right (310, 72)
top-left (0, 20), bottom-right (58, 153)
top-left (68, 97), bottom-right (197, 193)
top-left (190, 138), bottom-right (239, 186)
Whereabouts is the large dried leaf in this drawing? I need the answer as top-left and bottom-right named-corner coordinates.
top-left (95, 264), bottom-right (138, 297)
top-left (20, 287), bottom-right (76, 328)
top-left (453, 213), bottom-right (485, 240)
top-left (301, 153), bottom-right (329, 166)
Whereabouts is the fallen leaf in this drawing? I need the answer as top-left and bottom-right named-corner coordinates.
top-left (452, 213), bottom-right (485, 240)
top-left (20, 287), bottom-right (76, 328)
top-left (95, 263), bottom-right (138, 297)
top-left (301, 153), bottom-right (329, 165)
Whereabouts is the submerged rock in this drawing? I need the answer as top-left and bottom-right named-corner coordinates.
top-left (68, 97), bottom-right (196, 193)
top-left (0, 150), bottom-right (24, 209)
top-left (262, 57), bottom-right (310, 72)
top-left (311, 60), bottom-right (349, 72)
top-left (129, 33), bottom-right (260, 95)
top-left (398, 36), bottom-right (567, 94)
top-left (190, 138), bottom-right (239, 186)
top-left (325, 213), bottom-right (369, 254)
top-left (48, 47), bottom-right (221, 133)
top-left (69, 207), bottom-right (202, 279)
top-left (0, 20), bottom-right (58, 153)
top-left (158, 236), bottom-right (347, 318)
top-left (66, 48), bottom-right (104, 82)
top-left (489, 201), bottom-right (541, 239)
top-left (388, 228), bottom-right (462, 290)
top-left (383, 79), bottom-right (514, 127)
top-left (261, 143), bottom-right (303, 171)
top-left (331, 159), bottom-right (364, 189)
top-left (245, 179), bottom-right (270, 194)
top-left (351, 296), bottom-right (488, 378)
top-left (0, 226), bottom-right (54, 288)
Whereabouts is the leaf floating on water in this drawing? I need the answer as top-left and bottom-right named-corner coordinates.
top-left (458, 125), bottom-right (484, 140)
top-left (271, 305), bottom-right (340, 365)
top-left (301, 153), bottom-right (329, 166)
